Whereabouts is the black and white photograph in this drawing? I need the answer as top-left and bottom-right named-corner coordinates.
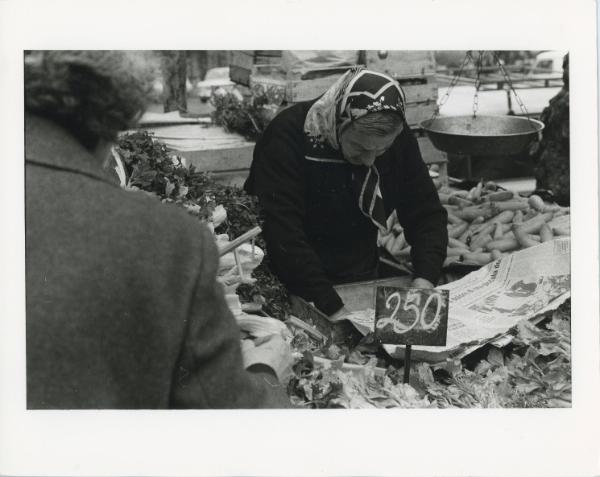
top-left (23, 49), bottom-right (573, 409)
top-left (1, 1), bottom-right (599, 476)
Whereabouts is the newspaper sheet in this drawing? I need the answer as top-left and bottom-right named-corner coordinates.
top-left (345, 237), bottom-right (571, 362)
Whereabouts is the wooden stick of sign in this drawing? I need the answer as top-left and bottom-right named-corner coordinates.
top-left (403, 344), bottom-right (412, 384)
top-left (218, 226), bottom-right (262, 256)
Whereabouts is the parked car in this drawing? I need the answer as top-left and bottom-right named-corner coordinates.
top-left (526, 50), bottom-right (567, 79)
top-left (195, 67), bottom-right (236, 102)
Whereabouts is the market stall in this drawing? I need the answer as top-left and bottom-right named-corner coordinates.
top-left (108, 49), bottom-right (571, 409)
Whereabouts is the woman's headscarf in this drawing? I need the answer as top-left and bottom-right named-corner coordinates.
top-left (304, 66), bottom-right (406, 150)
top-left (303, 67), bottom-right (406, 231)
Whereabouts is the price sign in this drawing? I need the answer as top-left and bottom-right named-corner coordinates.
top-left (374, 287), bottom-right (449, 346)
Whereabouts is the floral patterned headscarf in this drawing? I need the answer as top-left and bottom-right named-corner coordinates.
top-left (303, 67), bottom-right (406, 232)
top-left (304, 67), bottom-right (406, 150)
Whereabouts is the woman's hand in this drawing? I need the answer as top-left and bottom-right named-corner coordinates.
top-left (411, 277), bottom-right (434, 289)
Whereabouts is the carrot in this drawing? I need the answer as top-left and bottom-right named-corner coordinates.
top-left (443, 257), bottom-right (457, 268)
top-left (458, 227), bottom-right (472, 244)
top-left (438, 192), bottom-right (451, 204)
top-left (485, 190), bottom-right (514, 202)
top-left (513, 224), bottom-right (539, 248)
top-left (449, 237), bottom-right (469, 249)
top-left (476, 220), bottom-right (511, 236)
top-left (528, 194), bottom-right (545, 211)
top-left (553, 207), bottom-right (570, 217)
top-left (485, 237), bottom-right (520, 252)
top-left (448, 222), bottom-right (469, 238)
top-left (460, 252), bottom-right (493, 266)
top-left (552, 226), bottom-right (570, 236)
top-left (471, 222), bottom-right (495, 237)
top-left (519, 212), bottom-right (554, 234)
top-left (539, 224), bottom-right (554, 242)
top-left (484, 181), bottom-right (498, 191)
top-left (541, 204), bottom-right (562, 213)
top-left (454, 205), bottom-right (495, 221)
top-left (472, 181), bottom-right (484, 201)
top-left (493, 221), bottom-right (505, 240)
top-left (470, 233), bottom-right (493, 251)
top-left (490, 200), bottom-right (529, 212)
top-left (452, 190), bottom-right (470, 198)
top-left (466, 187), bottom-right (476, 201)
top-left (487, 210), bottom-right (515, 225)
top-left (447, 212), bottom-right (465, 225)
top-left (448, 196), bottom-right (473, 208)
top-left (446, 247), bottom-right (465, 257)
top-left (490, 249), bottom-right (503, 261)
top-left (513, 209), bottom-right (524, 224)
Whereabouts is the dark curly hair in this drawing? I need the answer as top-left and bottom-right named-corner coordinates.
top-left (25, 51), bottom-right (154, 150)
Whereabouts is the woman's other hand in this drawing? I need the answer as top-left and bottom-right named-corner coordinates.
top-left (411, 277), bottom-right (434, 289)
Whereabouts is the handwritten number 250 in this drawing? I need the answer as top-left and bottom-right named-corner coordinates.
top-left (378, 291), bottom-right (442, 334)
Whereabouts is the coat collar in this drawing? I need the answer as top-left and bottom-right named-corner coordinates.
top-left (25, 114), bottom-right (116, 185)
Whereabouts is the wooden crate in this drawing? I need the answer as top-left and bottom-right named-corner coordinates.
top-left (234, 50), bottom-right (438, 104)
top-left (254, 50), bottom-right (282, 63)
top-left (230, 64), bottom-right (252, 86)
top-left (399, 76), bottom-right (437, 104)
top-left (283, 74), bottom-right (438, 105)
top-left (285, 73), bottom-right (344, 102)
top-left (405, 101), bottom-right (437, 127)
top-left (365, 50), bottom-right (436, 78)
top-left (230, 50), bottom-right (282, 86)
top-left (230, 50), bottom-right (254, 70)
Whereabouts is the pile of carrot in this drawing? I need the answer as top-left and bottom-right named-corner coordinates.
top-left (380, 180), bottom-right (570, 268)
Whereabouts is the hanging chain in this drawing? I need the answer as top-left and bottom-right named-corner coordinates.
top-left (472, 51), bottom-right (484, 118)
top-left (431, 51), bottom-right (473, 121)
top-left (493, 51), bottom-right (534, 126)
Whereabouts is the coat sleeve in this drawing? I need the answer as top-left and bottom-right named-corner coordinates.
top-left (248, 133), bottom-right (344, 316)
top-left (394, 128), bottom-right (448, 285)
top-left (170, 225), bottom-right (291, 409)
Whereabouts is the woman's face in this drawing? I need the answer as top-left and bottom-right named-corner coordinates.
top-left (339, 123), bottom-right (402, 167)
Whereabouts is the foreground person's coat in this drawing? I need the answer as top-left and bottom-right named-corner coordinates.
top-left (25, 115), bottom-right (289, 409)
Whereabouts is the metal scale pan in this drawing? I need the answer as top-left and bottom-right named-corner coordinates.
top-left (420, 115), bottom-right (545, 156)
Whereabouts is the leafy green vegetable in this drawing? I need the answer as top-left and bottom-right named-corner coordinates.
top-left (116, 130), bottom-right (291, 319)
top-left (289, 300), bottom-right (571, 408)
top-left (210, 90), bottom-right (274, 141)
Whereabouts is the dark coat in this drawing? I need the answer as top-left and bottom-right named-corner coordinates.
top-left (245, 101), bottom-right (448, 316)
top-left (25, 114), bottom-right (289, 409)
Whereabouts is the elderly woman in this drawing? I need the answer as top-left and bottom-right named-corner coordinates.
top-left (25, 51), bottom-right (291, 409)
top-left (245, 67), bottom-right (448, 319)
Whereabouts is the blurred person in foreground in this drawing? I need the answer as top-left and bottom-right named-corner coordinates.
top-left (245, 67), bottom-right (447, 321)
top-left (25, 50), bottom-right (292, 409)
